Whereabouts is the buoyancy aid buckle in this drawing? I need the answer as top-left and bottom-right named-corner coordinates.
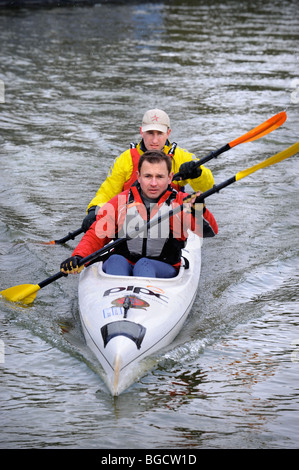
top-left (168, 142), bottom-right (177, 158)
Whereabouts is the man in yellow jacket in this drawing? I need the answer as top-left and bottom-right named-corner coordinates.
top-left (82, 108), bottom-right (215, 231)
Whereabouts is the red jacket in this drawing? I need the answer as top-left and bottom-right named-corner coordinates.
top-left (73, 185), bottom-right (218, 266)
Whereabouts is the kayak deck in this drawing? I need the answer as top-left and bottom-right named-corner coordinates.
top-left (78, 232), bottom-right (202, 395)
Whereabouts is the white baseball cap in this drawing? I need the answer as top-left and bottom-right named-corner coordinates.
top-left (141, 109), bottom-right (170, 133)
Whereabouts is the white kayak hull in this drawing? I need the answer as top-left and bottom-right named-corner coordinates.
top-left (78, 232), bottom-right (202, 395)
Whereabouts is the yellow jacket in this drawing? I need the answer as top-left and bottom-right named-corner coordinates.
top-left (87, 141), bottom-right (214, 211)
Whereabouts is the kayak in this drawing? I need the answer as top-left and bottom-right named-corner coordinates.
top-left (78, 231), bottom-right (202, 395)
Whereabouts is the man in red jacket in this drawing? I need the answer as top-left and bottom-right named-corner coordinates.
top-left (60, 150), bottom-right (218, 278)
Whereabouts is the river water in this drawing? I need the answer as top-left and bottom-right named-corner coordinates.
top-left (0, 0), bottom-right (298, 450)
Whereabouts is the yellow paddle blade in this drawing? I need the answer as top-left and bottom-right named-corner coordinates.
top-left (1, 283), bottom-right (41, 305)
top-left (229, 111), bottom-right (287, 148)
top-left (236, 141), bottom-right (299, 181)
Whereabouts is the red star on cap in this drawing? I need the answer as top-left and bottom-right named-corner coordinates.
top-left (152, 114), bottom-right (159, 122)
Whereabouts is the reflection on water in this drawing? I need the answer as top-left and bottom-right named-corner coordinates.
top-left (0, 0), bottom-right (299, 449)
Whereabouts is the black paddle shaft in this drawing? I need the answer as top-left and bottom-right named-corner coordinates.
top-left (173, 143), bottom-right (230, 180)
top-left (53, 227), bottom-right (84, 244)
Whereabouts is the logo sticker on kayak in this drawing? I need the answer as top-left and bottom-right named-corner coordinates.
top-left (111, 295), bottom-right (149, 310)
top-left (103, 285), bottom-right (168, 303)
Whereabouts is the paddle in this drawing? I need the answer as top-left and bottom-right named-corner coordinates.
top-left (41, 227), bottom-right (84, 245)
top-left (1, 141), bottom-right (298, 305)
top-left (43, 111), bottom-right (286, 245)
top-left (173, 110), bottom-right (287, 180)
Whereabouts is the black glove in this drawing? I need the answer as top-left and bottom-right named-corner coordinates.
top-left (82, 206), bottom-right (96, 232)
top-left (60, 256), bottom-right (83, 274)
top-left (177, 160), bottom-right (202, 180)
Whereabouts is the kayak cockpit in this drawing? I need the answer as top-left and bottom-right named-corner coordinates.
top-left (101, 320), bottom-right (146, 350)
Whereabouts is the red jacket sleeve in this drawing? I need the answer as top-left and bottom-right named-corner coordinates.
top-left (202, 206), bottom-right (218, 237)
top-left (72, 220), bottom-right (108, 259)
top-left (72, 191), bottom-right (129, 259)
